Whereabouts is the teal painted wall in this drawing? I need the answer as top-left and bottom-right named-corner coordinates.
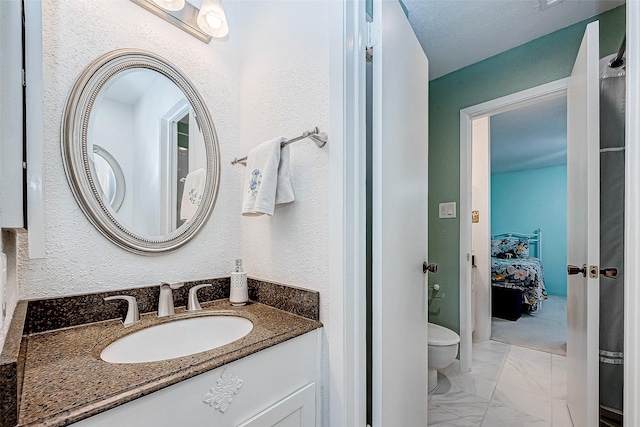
top-left (428, 5), bottom-right (625, 333)
top-left (491, 165), bottom-right (568, 297)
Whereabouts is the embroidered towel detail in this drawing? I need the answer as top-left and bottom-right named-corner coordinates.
top-left (180, 168), bottom-right (206, 221)
top-left (242, 137), bottom-right (286, 216)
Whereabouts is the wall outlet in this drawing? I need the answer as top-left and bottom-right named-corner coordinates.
top-left (439, 202), bottom-right (457, 219)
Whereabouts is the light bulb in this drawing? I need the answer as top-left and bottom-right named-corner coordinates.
top-left (205, 12), bottom-right (223, 29)
top-left (196, 0), bottom-right (229, 38)
top-left (151, 0), bottom-right (185, 12)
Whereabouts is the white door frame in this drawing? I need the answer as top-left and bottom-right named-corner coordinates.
top-left (159, 99), bottom-right (190, 234)
top-left (624, 1), bottom-right (640, 424)
top-left (328, 0), bottom-right (368, 426)
top-left (458, 78), bottom-right (569, 371)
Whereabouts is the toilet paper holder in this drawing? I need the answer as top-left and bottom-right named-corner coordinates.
top-left (429, 284), bottom-right (445, 300)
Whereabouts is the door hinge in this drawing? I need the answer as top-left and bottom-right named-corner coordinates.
top-left (21, 69), bottom-right (26, 87)
top-left (366, 20), bottom-right (381, 49)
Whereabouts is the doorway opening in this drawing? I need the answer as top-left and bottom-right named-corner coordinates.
top-left (474, 94), bottom-right (568, 357)
top-left (459, 78), bottom-right (569, 371)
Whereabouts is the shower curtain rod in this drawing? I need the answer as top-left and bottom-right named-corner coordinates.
top-left (231, 127), bottom-right (328, 165)
top-left (609, 36), bottom-right (626, 68)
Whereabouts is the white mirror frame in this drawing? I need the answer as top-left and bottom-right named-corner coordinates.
top-left (61, 49), bottom-right (220, 255)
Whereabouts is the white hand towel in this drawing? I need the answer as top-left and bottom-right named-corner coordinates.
top-left (180, 168), bottom-right (206, 221)
top-left (242, 137), bottom-right (285, 216)
top-left (275, 144), bottom-right (295, 205)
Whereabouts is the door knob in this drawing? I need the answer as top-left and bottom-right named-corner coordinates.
top-left (423, 262), bottom-right (438, 274)
top-left (567, 264), bottom-right (617, 279)
top-left (567, 264), bottom-right (587, 277)
top-left (600, 268), bottom-right (618, 279)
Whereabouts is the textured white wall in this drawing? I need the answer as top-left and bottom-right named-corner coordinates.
top-left (235, 3), bottom-right (331, 424)
top-left (18, 0), bottom-right (244, 298)
top-left (237, 1), bottom-right (330, 313)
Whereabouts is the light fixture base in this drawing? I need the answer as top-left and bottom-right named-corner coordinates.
top-left (131, 0), bottom-right (212, 43)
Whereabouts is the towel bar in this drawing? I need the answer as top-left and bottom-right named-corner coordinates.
top-left (231, 127), bottom-right (328, 165)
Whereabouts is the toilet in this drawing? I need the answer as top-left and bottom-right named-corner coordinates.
top-left (428, 322), bottom-right (460, 392)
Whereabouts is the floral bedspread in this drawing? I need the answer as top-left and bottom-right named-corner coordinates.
top-left (491, 256), bottom-right (548, 306)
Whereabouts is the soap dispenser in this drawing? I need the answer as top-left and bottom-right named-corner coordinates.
top-left (230, 259), bottom-right (248, 306)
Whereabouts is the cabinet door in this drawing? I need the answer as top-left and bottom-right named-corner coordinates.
top-left (0, 0), bottom-right (25, 228)
top-left (237, 383), bottom-right (315, 427)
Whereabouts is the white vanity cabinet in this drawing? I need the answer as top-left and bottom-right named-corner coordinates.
top-left (237, 382), bottom-right (316, 427)
top-left (72, 329), bottom-right (321, 427)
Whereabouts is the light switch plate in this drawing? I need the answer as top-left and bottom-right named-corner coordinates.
top-left (439, 202), bottom-right (457, 219)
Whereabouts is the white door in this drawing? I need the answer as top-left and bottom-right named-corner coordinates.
top-left (372, 0), bottom-right (430, 425)
top-left (566, 21), bottom-right (600, 427)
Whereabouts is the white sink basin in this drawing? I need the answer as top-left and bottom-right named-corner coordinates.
top-left (100, 315), bottom-right (254, 364)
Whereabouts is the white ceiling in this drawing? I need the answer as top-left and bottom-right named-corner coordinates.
top-left (490, 95), bottom-right (567, 174)
top-left (402, 0), bottom-right (625, 80)
top-left (103, 70), bottom-right (156, 106)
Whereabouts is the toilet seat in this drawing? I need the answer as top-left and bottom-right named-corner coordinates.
top-left (428, 322), bottom-right (460, 346)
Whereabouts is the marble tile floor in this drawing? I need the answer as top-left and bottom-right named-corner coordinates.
top-left (428, 340), bottom-right (573, 426)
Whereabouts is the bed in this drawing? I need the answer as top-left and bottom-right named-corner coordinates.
top-left (491, 228), bottom-right (547, 320)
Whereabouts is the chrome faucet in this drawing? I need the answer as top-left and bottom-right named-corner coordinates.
top-left (104, 295), bottom-right (140, 325)
top-left (158, 282), bottom-right (184, 317)
top-left (187, 283), bottom-right (212, 311)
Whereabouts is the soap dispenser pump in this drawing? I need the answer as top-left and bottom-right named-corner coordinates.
top-left (230, 259), bottom-right (248, 306)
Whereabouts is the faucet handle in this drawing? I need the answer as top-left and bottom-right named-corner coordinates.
top-left (158, 282), bottom-right (183, 317)
top-left (187, 284), bottom-right (212, 311)
top-left (104, 295), bottom-right (140, 325)
top-left (161, 282), bottom-right (184, 290)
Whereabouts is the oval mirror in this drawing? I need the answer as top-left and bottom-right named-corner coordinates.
top-left (61, 49), bottom-right (220, 254)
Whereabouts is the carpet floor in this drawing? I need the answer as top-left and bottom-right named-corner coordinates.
top-left (491, 295), bottom-right (567, 356)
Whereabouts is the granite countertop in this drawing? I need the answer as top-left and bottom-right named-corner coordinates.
top-left (17, 300), bottom-right (322, 427)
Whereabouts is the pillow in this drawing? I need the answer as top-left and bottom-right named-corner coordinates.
top-left (491, 236), bottom-right (529, 258)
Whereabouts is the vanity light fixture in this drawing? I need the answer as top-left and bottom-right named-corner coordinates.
top-left (151, 0), bottom-right (185, 12)
top-left (196, 0), bottom-right (229, 38)
top-left (130, 0), bottom-right (229, 43)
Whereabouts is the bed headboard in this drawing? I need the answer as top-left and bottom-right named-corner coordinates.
top-left (490, 228), bottom-right (542, 260)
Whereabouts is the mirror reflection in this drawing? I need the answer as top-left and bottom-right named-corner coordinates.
top-left (92, 145), bottom-right (125, 212)
top-left (87, 69), bottom-right (208, 239)
top-left (62, 49), bottom-right (219, 254)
